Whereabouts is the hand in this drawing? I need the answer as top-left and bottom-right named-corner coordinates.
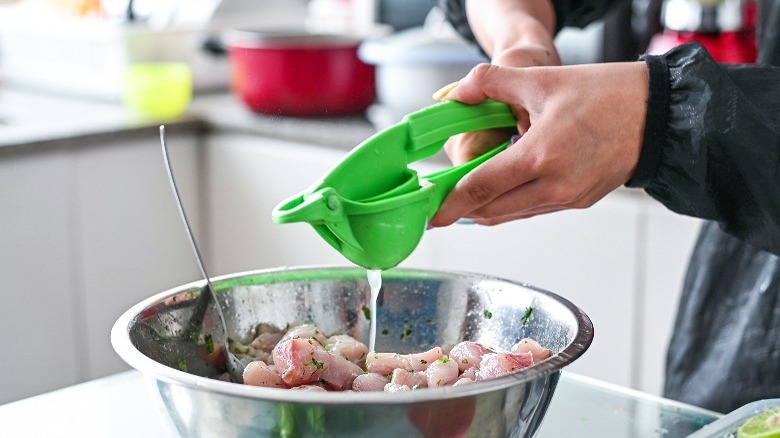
top-left (428, 61), bottom-right (649, 227)
top-left (439, 45), bottom-right (561, 164)
top-left (442, 0), bottom-right (561, 163)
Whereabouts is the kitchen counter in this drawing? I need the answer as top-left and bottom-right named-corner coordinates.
top-left (0, 370), bottom-right (720, 437)
top-left (0, 88), bottom-right (375, 151)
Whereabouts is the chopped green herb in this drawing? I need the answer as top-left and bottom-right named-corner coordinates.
top-left (404, 327), bottom-right (413, 337)
top-left (381, 329), bottom-right (389, 335)
top-left (204, 334), bottom-right (214, 354)
top-left (362, 305), bottom-right (371, 320)
top-left (425, 319), bottom-right (433, 324)
top-left (461, 359), bottom-right (468, 364)
top-left (178, 359), bottom-right (188, 372)
top-left (484, 310), bottom-right (493, 319)
top-left (521, 307), bottom-right (534, 325)
top-left (311, 336), bottom-right (327, 348)
top-left (438, 357), bottom-right (450, 363)
top-left (307, 358), bottom-right (324, 369)
top-left (420, 359), bottom-right (428, 365)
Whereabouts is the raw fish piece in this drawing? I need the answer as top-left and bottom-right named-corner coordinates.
top-left (280, 323), bottom-right (328, 348)
top-left (426, 357), bottom-right (459, 387)
top-left (243, 360), bottom-right (286, 388)
top-left (475, 352), bottom-right (534, 381)
top-left (511, 338), bottom-right (552, 362)
top-left (449, 341), bottom-right (495, 372)
top-left (453, 377), bottom-right (473, 386)
top-left (384, 382), bottom-right (411, 392)
top-left (327, 334), bottom-right (369, 364)
top-left (391, 368), bottom-right (428, 389)
top-left (461, 366), bottom-right (477, 380)
top-left (290, 384), bottom-right (327, 391)
top-left (352, 373), bottom-right (389, 392)
top-left (317, 349), bottom-right (363, 390)
top-left (272, 338), bottom-right (325, 386)
top-left (366, 347), bottom-right (443, 375)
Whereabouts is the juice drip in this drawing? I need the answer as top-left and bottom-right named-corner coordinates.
top-left (367, 269), bottom-right (382, 353)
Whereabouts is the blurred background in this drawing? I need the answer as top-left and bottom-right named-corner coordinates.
top-left (3, 0), bottom-right (754, 408)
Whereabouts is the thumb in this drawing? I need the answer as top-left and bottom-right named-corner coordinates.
top-left (433, 63), bottom-right (531, 106)
top-left (433, 63), bottom-right (534, 134)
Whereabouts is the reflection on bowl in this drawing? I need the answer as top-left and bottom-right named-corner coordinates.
top-left (111, 267), bottom-right (593, 437)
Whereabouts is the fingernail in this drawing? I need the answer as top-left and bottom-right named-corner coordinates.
top-left (432, 81), bottom-right (459, 101)
top-left (510, 134), bottom-right (522, 144)
top-left (456, 218), bottom-right (476, 225)
top-left (426, 225), bottom-right (434, 230)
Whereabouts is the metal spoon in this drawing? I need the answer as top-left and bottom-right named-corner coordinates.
top-left (159, 125), bottom-right (244, 382)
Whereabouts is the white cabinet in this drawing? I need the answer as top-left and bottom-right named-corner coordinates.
top-left (202, 133), bottom-right (701, 394)
top-left (0, 129), bottom-right (201, 403)
top-left (407, 191), bottom-right (643, 387)
top-left (0, 146), bottom-right (81, 403)
top-left (203, 132), bottom-right (350, 275)
top-left (73, 130), bottom-right (202, 380)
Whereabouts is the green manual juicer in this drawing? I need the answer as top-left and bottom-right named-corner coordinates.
top-left (271, 100), bottom-right (517, 270)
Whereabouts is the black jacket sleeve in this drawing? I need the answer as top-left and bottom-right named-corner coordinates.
top-left (437, 0), bottom-right (625, 41)
top-left (628, 42), bottom-right (780, 255)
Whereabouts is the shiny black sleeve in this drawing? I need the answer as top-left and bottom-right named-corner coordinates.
top-left (629, 42), bottom-right (780, 254)
top-left (437, 0), bottom-right (625, 41)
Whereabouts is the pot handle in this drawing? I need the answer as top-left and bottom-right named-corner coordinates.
top-left (200, 35), bottom-right (227, 57)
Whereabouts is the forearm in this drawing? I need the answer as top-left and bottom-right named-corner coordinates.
top-left (465, 0), bottom-right (556, 59)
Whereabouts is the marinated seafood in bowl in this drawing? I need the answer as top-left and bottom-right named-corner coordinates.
top-left (112, 267), bottom-right (594, 437)
top-left (231, 322), bottom-right (553, 392)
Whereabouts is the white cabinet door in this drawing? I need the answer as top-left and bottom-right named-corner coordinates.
top-left (203, 133), bottom-right (350, 275)
top-left (0, 147), bottom-right (81, 404)
top-left (407, 190), bottom-right (644, 387)
top-left (74, 129), bottom-right (202, 380)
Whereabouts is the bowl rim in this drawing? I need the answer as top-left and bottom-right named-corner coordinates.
top-left (111, 265), bottom-right (594, 404)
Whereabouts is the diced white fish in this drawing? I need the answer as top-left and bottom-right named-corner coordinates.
top-left (460, 366), bottom-right (478, 380)
top-left (391, 368), bottom-right (428, 389)
top-left (272, 338), bottom-right (325, 386)
top-left (511, 338), bottom-right (552, 362)
top-left (316, 349), bottom-right (363, 390)
top-left (352, 373), bottom-right (389, 392)
top-left (251, 331), bottom-right (285, 354)
top-left (366, 347), bottom-right (443, 375)
top-left (280, 323), bottom-right (328, 348)
top-left (453, 377), bottom-right (473, 386)
top-left (290, 384), bottom-right (327, 391)
top-left (384, 382), bottom-right (411, 392)
top-left (475, 352), bottom-right (534, 381)
top-left (426, 357), bottom-right (459, 387)
top-left (449, 341), bottom-right (495, 372)
top-left (327, 334), bottom-right (369, 364)
top-left (272, 338), bottom-right (362, 389)
top-left (243, 360), bottom-right (287, 388)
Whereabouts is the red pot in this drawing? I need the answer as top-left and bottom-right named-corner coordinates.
top-left (223, 30), bottom-right (376, 117)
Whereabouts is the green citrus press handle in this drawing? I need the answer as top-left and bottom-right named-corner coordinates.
top-left (423, 140), bottom-right (510, 214)
top-left (403, 99), bottom-right (516, 163)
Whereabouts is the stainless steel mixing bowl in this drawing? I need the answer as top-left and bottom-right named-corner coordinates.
top-left (111, 267), bottom-right (593, 437)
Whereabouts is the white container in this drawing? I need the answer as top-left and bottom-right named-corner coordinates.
top-left (358, 26), bottom-right (486, 127)
top-left (0, 15), bottom-right (228, 100)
